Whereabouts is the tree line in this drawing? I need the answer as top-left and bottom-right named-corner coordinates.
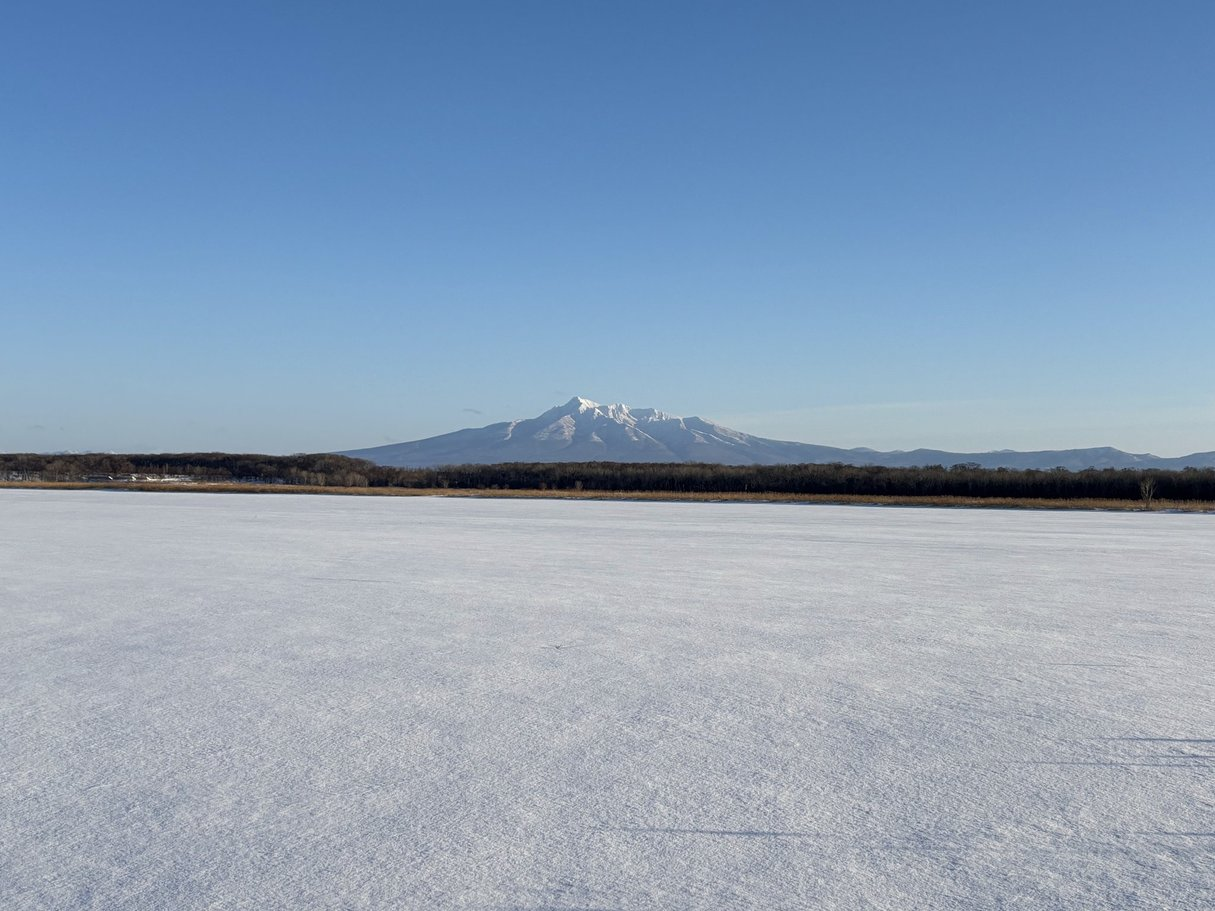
top-left (3, 452), bottom-right (1215, 502)
top-left (0, 452), bottom-right (374, 488)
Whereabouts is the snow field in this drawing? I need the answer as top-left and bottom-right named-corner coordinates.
top-left (1, 491), bottom-right (1213, 909)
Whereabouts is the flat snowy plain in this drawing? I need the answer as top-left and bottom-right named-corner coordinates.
top-left (2, 490), bottom-right (1213, 910)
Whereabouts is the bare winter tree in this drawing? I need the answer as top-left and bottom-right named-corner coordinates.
top-left (1140, 476), bottom-right (1157, 510)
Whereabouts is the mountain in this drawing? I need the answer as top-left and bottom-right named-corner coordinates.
top-left (340, 397), bottom-right (1215, 471)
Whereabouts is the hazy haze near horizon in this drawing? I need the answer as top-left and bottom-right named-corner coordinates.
top-left (2, 2), bottom-right (1212, 456)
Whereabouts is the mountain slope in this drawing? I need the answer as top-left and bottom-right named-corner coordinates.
top-left (340, 397), bottom-right (1215, 470)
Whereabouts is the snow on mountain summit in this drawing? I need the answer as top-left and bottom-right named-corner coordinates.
top-left (556, 396), bottom-right (678, 425)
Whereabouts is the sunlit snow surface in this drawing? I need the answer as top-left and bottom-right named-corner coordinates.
top-left (2, 491), bottom-right (1214, 910)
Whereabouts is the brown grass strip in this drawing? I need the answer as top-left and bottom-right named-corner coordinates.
top-left (3, 481), bottom-right (1213, 512)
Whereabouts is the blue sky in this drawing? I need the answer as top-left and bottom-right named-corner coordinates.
top-left (3, 1), bottom-right (1212, 455)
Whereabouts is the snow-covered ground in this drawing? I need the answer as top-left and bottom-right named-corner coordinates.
top-left (2, 490), bottom-right (1213, 910)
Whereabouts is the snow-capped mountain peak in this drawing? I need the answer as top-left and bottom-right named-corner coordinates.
top-left (569, 396), bottom-right (601, 413)
top-left (560, 396), bottom-right (678, 425)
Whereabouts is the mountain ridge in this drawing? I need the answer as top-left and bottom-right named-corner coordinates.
top-left (340, 397), bottom-right (1215, 471)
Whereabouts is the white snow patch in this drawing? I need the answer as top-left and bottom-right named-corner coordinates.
top-left (2, 491), bottom-right (1213, 909)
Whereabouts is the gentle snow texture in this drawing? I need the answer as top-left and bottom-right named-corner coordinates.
top-left (341, 395), bottom-right (1215, 470)
top-left (2, 491), bottom-right (1214, 910)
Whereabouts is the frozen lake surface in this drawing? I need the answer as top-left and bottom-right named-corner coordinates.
top-left (2, 490), bottom-right (1213, 910)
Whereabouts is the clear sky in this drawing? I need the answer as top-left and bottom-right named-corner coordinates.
top-left (3, 1), bottom-right (1212, 456)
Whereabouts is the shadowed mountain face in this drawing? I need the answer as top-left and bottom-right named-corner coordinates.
top-left (341, 397), bottom-right (1215, 470)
